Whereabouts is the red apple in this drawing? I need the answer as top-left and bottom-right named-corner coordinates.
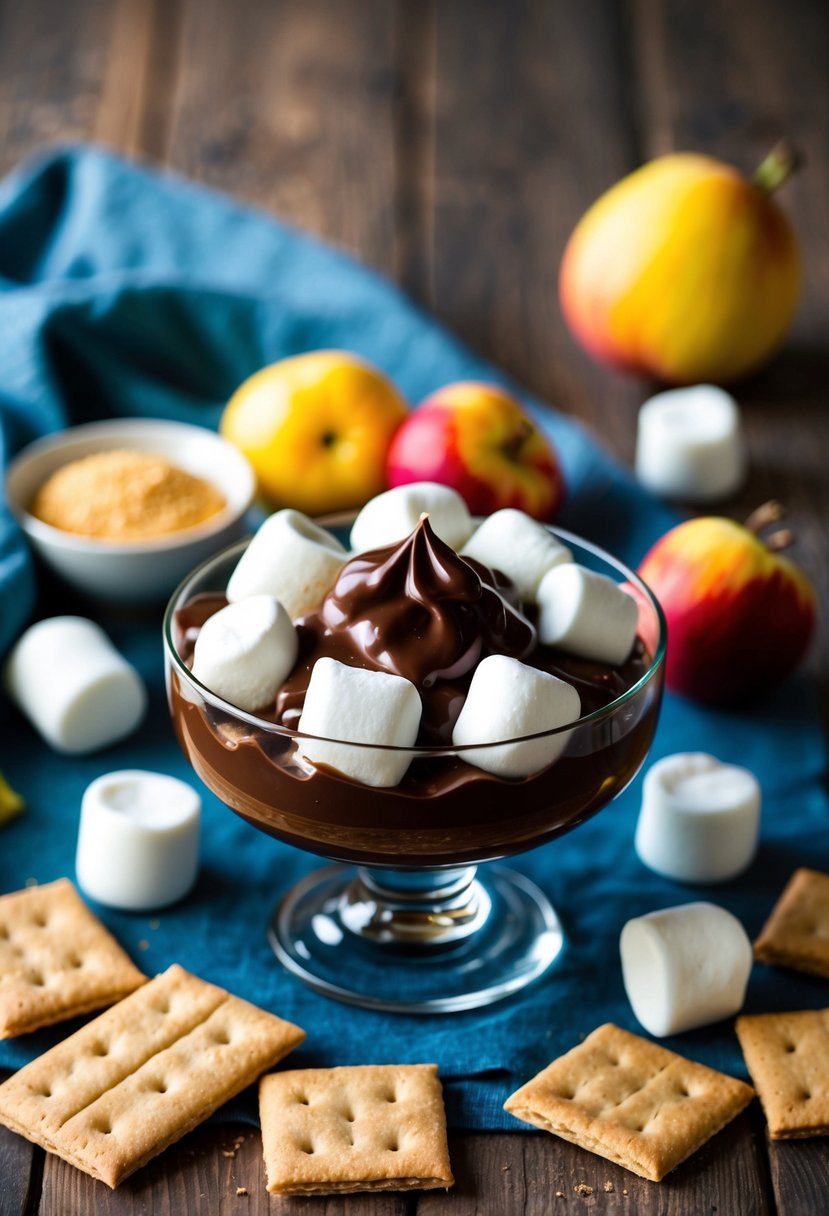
top-left (638, 504), bottom-right (816, 705)
top-left (386, 382), bottom-right (565, 520)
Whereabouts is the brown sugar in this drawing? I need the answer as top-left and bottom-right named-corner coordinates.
top-left (31, 449), bottom-right (226, 542)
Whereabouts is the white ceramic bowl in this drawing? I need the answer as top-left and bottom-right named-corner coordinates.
top-left (5, 419), bottom-right (256, 603)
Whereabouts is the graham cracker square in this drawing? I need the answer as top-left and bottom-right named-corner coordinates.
top-left (504, 1023), bottom-right (754, 1182)
top-left (259, 1063), bottom-right (454, 1195)
top-left (0, 878), bottom-right (146, 1038)
top-left (0, 963), bottom-right (305, 1187)
top-left (754, 868), bottom-right (829, 979)
top-left (736, 1008), bottom-right (829, 1139)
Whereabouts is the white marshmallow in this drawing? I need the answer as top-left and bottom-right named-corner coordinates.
top-left (297, 657), bottom-right (421, 787)
top-left (635, 752), bottom-right (761, 884)
top-left (227, 509), bottom-right (347, 619)
top-left (191, 595), bottom-right (297, 713)
top-left (452, 654), bottom-right (581, 778)
top-left (350, 482), bottom-right (473, 552)
top-left (76, 770), bottom-right (201, 911)
top-left (620, 902), bottom-right (753, 1037)
top-left (4, 617), bottom-right (146, 754)
top-left (635, 385), bottom-right (746, 503)
top-left (461, 509), bottom-right (572, 602)
top-left (537, 564), bottom-right (639, 665)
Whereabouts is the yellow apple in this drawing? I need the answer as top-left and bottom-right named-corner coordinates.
top-left (221, 351), bottom-right (408, 515)
top-left (560, 146), bottom-right (800, 383)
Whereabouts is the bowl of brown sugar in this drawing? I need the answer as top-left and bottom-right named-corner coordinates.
top-left (6, 419), bottom-right (256, 603)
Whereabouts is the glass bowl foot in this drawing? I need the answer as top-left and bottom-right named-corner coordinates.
top-left (268, 863), bottom-right (564, 1014)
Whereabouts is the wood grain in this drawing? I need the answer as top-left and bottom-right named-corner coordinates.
top-left (164, 0), bottom-right (399, 275)
top-left (30, 1121), bottom-right (778, 1214)
top-left (0, 0), bottom-right (171, 177)
top-left (0, 0), bottom-right (828, 1212)
top-left (0, 1071), bottom-right (39, 1216)
top-left (418, 1117), bottom-right (770, 1214)
top-left (768, 1134), bottom-right (829, 1216)
top-left (0, 0), bottom-right (114, 177)
top-left (631, 0), bottom-right (829, 698)
top-left (38, 1119), bottom-right (413, 1214)
top-left (422, 0), bottom-right (644, 454)
top-left (37, 1122), bottom-right (261, 1216)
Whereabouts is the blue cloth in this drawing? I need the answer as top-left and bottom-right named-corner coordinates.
top-left (1, 147), bottom-right (827, 1133)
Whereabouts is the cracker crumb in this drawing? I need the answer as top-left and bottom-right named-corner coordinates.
top-left (604, 1181), bottom-right (615, 1192)
top-left (623, 1189), bottom-right (628, 1195)
top-left (32, 449), bottom-right (225, 541)
top-left (555, 1191), bottom-right (566, 1198)
top-left (138, 939), bottom-right (150, 951)
top-left (222, 1133), bottom-right (246, 1160)
top-left (236, 1187), bottom-right (248, 1196)
top-left (149, 918), bottom-right (160, 930)
top-left (575, 1182), bottom-right (593, 1196)
top-left (25, 877), bottom-right (38, 887)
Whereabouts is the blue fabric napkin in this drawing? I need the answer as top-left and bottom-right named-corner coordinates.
top-left (1, 147), bottom-right (827, 1133)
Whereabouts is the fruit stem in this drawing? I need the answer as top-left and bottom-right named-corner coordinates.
top-left (752, 141), bottom-right (802, 194)
top-left (499, 421), bottom-right (533, 464)
top-left (766, 528), bottom-right (795, 553)
top-left (745, 501), bottom-right (784, 534)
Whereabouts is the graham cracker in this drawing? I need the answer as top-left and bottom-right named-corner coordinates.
top-left (504, 1023), bottom-right (754, 1182)
top-left (0, 963), bottom-right (305, 1187)
top-left (259, 1063), bottom-right (454, 1195)
top-left (736, 1008), bottom-right (829, 1139)
top-left (0, 878), bottom-right (146, 1038)
top-left (754, 868), bottom-right (829, 979)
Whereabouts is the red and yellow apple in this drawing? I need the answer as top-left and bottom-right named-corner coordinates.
top-left (638, 507), bottom-right (816, 705)
top-left (220, 351), bottom-right (408, 515)
top-left (560, 147), bottom-right (800, 384)
top-left (386, 382), bottom-right (565, 520)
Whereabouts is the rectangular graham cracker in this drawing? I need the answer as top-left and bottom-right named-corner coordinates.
top-left (736, 1008), bottom-right (829, 1139)
top-left (0, 878), bottom-right (147, 1038)
top-left (259, 1063), bottom-right (454, 1195)
top-left (504, 1023), bottom-right (754, 1182)
top-left (0, 963), bottom-right (305, 1187)
top-left (753, 868), bottom-right (829, 979)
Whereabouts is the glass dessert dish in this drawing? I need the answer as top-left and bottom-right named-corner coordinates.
top-left (163, 517), bottom-right (666, 1014)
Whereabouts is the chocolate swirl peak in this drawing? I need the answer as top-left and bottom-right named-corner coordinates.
top-left (275, 516), bottom-right (536, 741)
top-left (320, 515), bottom-right (535, 686)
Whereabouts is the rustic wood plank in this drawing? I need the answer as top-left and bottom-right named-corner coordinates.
top-left (0, 0), bottom-right (115, 176)
top-left (37, 1118), bottom-right (412, 1215)
top-left (631, 0), bottom-right (829, 698)
top-left (0, 1070), bottom-right (41, 1216)
top-left (768, 1135), bottom-right (829, 1216)
top-left (391, 0), bottom-right (436, 309)
top-left (0, 0), bottom-right (169, 177)
top-left (2, 2), bottom-right (827, 1214)
top-left (38, 1122), bottom-right (262, 1215)
top-left (416, 1118), bottom-right (770, 1214)
top-left (92, 0), bottom-right (176, 159)
top-left (164, 0), bottom-right (399, 275)
top-left (416, 0), bottom-right (644, 454)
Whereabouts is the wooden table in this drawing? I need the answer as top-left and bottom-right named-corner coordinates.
top-left (2, 1), bottom-right (828, 1212)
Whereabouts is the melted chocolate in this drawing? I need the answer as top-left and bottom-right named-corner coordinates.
top-left (169, 519), bottom-right (662, 866)
top-left (276, 518), bottom-right (535, 742)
